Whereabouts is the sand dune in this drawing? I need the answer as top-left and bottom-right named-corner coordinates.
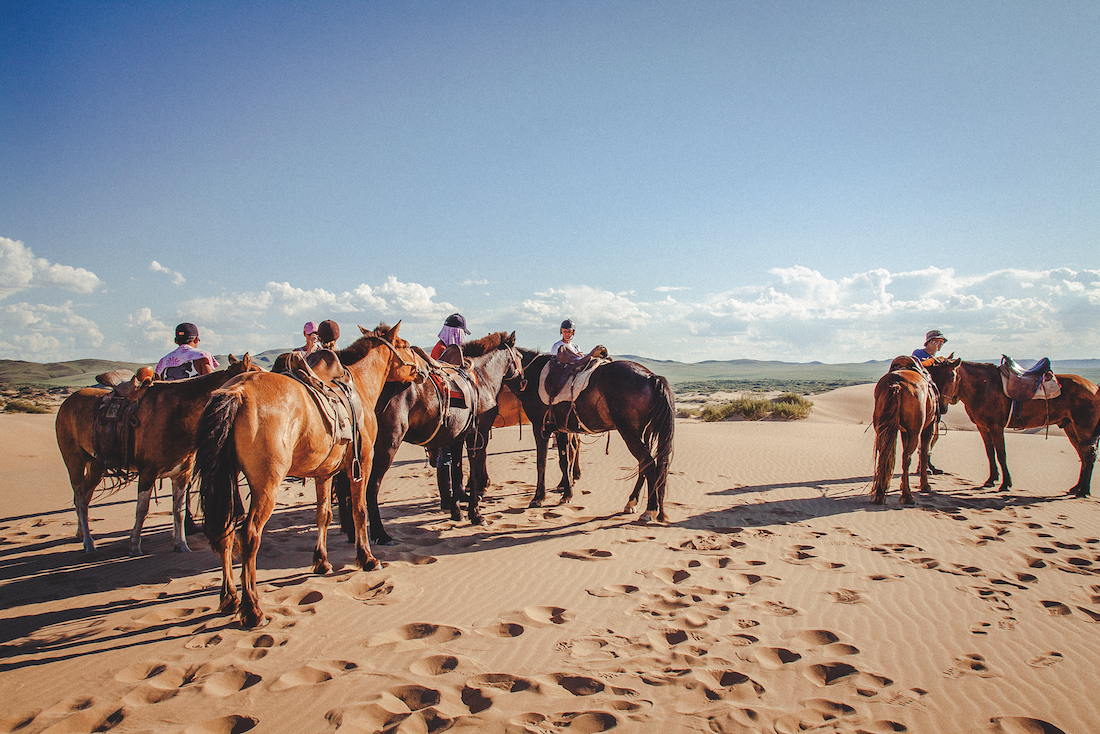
top-left (1, 387), bottom-right (1097, 733)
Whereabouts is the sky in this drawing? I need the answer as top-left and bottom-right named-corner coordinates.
top-left (2, 1), bottom-right (1098, 365)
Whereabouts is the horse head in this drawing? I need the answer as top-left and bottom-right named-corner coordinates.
top-left (364, 321), bottom-right (425, 384)
top-left (928, 356), bottom-right (962, 410)
top-left (226, 353), bottom-right (263, 377)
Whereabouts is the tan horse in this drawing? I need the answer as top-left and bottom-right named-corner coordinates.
top-left (871, 357), bottom-right (960, 504)
top-left (196, 323), bottom-right (424, 628)
top-left (949, 361), bottom-right (1100, 496)
top-left (54, 354), bottom-right (261, 555)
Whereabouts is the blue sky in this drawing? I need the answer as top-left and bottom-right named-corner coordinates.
top-left (2, 1), bottom-right (1098, 365)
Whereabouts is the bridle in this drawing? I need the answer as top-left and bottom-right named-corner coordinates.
top-left (370, 334), bottom-right (428, 381)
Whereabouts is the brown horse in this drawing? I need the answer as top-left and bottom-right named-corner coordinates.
top-left (948, 361), bottom-right (1100, 497)
top-left (54, 354), bottom-right (261, 555)
top-left (871, 357), bottom-right (960, 504)
top-left (195, 323), bottom-right (424, 628)
top-left (505, 348), bottom-right (675, 522)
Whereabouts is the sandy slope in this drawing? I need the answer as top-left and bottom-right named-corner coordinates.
top-left (1, 388), bottom-right (1097, 734)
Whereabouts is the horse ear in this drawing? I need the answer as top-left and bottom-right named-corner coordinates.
top-left (229, 354), bottom-right (238, 364)
top-left (242, 353), bottom-right (251, 366)
top-left (508, 331), bottom-right (516, 346)
top-left (359, 325), bottom-right (369, 335)
top-left (947, 351), bottom-right (955, 360)
top-left (391, 320), bottom-right (402, 337)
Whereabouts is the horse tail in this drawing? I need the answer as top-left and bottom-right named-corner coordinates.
top-left (643, 375), bottom-right (676, 501)
top-left (871, 382), bottom-right (902, 496)
top-left (196, 390), bottom-right (243, 550)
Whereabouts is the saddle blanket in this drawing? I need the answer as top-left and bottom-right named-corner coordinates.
top-left (539, 359), bottom-right (608, 406)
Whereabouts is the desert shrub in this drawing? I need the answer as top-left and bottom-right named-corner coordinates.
top-left (700, 392), bottom-right (813, 421)
top-left (3, 399), bottom-right (51, 414)
top-left (676, 406), bottom-right (701, 418)
top-left (771, 393), bottom-right (813, 420)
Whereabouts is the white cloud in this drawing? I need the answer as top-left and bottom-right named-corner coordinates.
top-left (175, 276), bottom-right (454, 328)
top-left (520, 285), bottom-right (649, 332)
top-left (0, 237), bottom-right (102, 298)
top-left (126, 307), bottom-right (173, 348)
top-left (655, 286), bottom-right (691, 293)
top-left (0, 300), bottom-right (104, 360)
top-left (150, 260), bottom-right (186, 286)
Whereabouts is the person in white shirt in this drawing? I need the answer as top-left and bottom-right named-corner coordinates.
top-left (155, 322), bottom-right (218, 380)
top-left (552, 319), bottom-right (583, 363)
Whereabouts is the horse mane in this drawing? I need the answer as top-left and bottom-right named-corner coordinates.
top-left (337, 322), bottom-right (403, 366)
top-left (462, 331), bottom-right (509, 358)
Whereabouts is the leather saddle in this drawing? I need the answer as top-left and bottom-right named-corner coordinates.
top-left (92, 375), bottom-right (152, 473)
top-left (1000, 355), bottom-right (1060, 426)
top-left (281, 350), bottom-right (365, 479)
top-left (539, 346), bottom-right (610, 407)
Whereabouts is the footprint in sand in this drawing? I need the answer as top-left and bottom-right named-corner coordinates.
top-left (367, 622), bottom-right (463, 647)
top-left (1027, 651), bottom-right (1064, 667)
top-left (942, 653), bottom-right (1004, 679)
top-left (410, 654), bottom-right (460, 676)
top-left (183, 714), bottom-right (259, 734)
top-left (745, 646), bottom-right (802, 669)
top-left (979, 716), bottom-right (1068, 734)
top-left (586, 584), bottom-right (640, 598)
top-left (474, 621), bottom-right (525, 638)
top-left (559, 548), bottom-right (613, 561)
top-left (269, 660), bottom-right (357, 691)
top-left (1039, 600), bottom-right (1073, 616)
top-left (549, 711), bottom-right (619, 732)
top-left (521, 605), bottom-right (575, 626)
top-left (826, 589), bottom-right (863, 604)
top-left (201, 667), bottom-right (263, 697)
top-left (334, 574), bottom-right (397, 604)
top-left (1075, 605), bottom-right (1100, 622)
top-left (804, 662), bottom-right (893, 692)
top-left (773, 699), bottom-right (858, 733)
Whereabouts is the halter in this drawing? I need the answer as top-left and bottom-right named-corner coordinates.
top-left (368, 334), bottom-right (428, 381)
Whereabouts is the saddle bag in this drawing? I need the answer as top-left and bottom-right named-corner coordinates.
top-left (92, 392), bottom-right (142, 473)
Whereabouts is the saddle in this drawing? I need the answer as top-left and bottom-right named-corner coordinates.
top-left (540, 346), bottom-right (609, 407)
top-left (1000, 355), bottom-right (1060, 426)
top-left (281, 350), bottom-right (366, 479)
top-left (92, 375), bottom-right (152, 473)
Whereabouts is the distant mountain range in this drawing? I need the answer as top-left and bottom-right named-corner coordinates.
top-left (4, 350), bottom-right (1098, 391)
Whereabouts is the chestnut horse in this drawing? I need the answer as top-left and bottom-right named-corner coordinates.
top-left (871, 357), bottom-right (960, 504)
top-left (505, 348), bottom-right (675, 522)
top-left (195, 323), bottom-right (423, 628)
top-left (949, 361), bottom-right (1100, 497)
top-left (54, 354), bottom-right (260, 555)
top-left (355, 331), bottom-right (522, 544)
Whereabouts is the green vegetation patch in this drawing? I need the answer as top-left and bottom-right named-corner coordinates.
top-left (700, 392), bottom-right (813, 422)
top-left (2, 398), bottom-right (52, 414)
top-left (676, 378), bottom-right (869, 395)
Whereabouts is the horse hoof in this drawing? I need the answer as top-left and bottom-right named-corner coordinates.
top-left (173, 544), bottom-right (192, 553)
top-left (239, 612), bottom-right (267, 629)
top-left (638, 510), bottom-right (657, 523)
top-left (622, 504), bottom-right (637, 515)
top-left (470, 514), bottom-right (485, 526)
top-left (450, 508), bottom-right (462, 522)
top-left (313, 561), bottom-right (333, 575)
top-left (871, 498), bottom-right (885, 506)
top-left (219, 597), bottom-right (240, 615)
top-left (373, 537), bottom-right (397, 547)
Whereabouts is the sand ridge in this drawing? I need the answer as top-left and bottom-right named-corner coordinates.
top-left (1, 389), bottom-right (1098, 733)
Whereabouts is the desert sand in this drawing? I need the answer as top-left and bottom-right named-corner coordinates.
top-left (1, 385), bottom-right (1098, 733)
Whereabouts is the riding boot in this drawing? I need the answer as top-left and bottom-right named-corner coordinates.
top-left (437, 448), bottom-right (455, 511)
top-left (449, 454), bottom-right (469, 504)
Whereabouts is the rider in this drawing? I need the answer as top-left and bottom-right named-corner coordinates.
top-left (431, 313), bottom-right (470, 360)
top-left (428, 314), bottom-right (471, 511)
top-left (552, 319), bottom-right (583, 363)
top-left (317, 320), bottom-right (340, 350)
top-left (296, 321), bottom-right (319, 354)
top-left (913, 330), bottom-right (947, 362)
top-left (156, 322), bottom-right (219, 380)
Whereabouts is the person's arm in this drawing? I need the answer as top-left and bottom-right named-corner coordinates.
top-left (195, 357), bottom-right (215, 375)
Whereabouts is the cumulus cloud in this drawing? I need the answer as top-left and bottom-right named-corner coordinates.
top-left (0, 300), bottom-right (105, 360)
top-left (519, 285), bottom-right (649, 332)
top-left (175, 276), bottom-right (454, 328)
top-left (0, 237), bottom-right (102, 298)
top-left (126, 307), bottom-right (173, 348)
top-left (150, 261), bottom-right (186, 286)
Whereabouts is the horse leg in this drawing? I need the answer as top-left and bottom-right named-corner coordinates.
top-left (215, 532), bottom-right (240, 615)
top-left (1064, 423), bottom-right (1097, 498)
top-left (68, 458), bottom-right (103, 553)
top-left (129, 476), bottom-right (155, 556)
top-left (312, 476), bottom-right (334, 574)
top-left (918, 422), bottom-right (934, 494)
top-left (529, 431), bottom-right (550, 508)
top-left (437, 444), bottom-right (463, 521)
top-left (347, 473), bottom-right (380, 572)
top-left (465, 435), bottom-right (488, 526)
top-left (364, 435), bottom-right (401, 545)
top-left (171, 474), bottom-right (192, 552)
top-left (992, 429), bottom-right (1012, 491)
top-left (238, 482), bottom-right (277, 629)
top-left (555, 432), bottom-right (575, 503)
top-left (898, 429), bottom-right (916, 505)
top-left (978, 428), bottom-right (999, 488)
top-left (570, 434), bottom-right (582, 481)
top-left (617, 429), bottom-right (660, 521)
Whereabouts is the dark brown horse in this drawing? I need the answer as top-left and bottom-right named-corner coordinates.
top-left (357, 331), bottom-right (522, 543)
top-left (948, 361), bottom-right (1100, 497)
top-left (195, 323), bottom-right (424, 628)
top-left (505, 348), bottom-right (675, 522)
top-left (54, 354), bottom-right (261, 555)
top-left (871, 357), bottom-right (960, 504)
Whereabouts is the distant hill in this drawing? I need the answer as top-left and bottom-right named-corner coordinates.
top-left (4, 353), bottom-right (1098, 393)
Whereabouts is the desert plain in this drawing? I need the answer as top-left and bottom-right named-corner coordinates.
top-left (1, 384), bottom-right (1098, 733)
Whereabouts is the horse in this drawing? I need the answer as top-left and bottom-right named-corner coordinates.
top-left (487, 385), bottom-right (582, 494)
top-left (54, 354), bottom-right (261, 556)
top-left (352, 331), bottom-right (521, 544)
top-left (504, 348), bottom-right (675, 522)
top-left (870, 357), bottom-right (961, 504)
top-left (195, 322), bottom-right (424, 628)
top-left (948, 361), bottom-right (1100, 497)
